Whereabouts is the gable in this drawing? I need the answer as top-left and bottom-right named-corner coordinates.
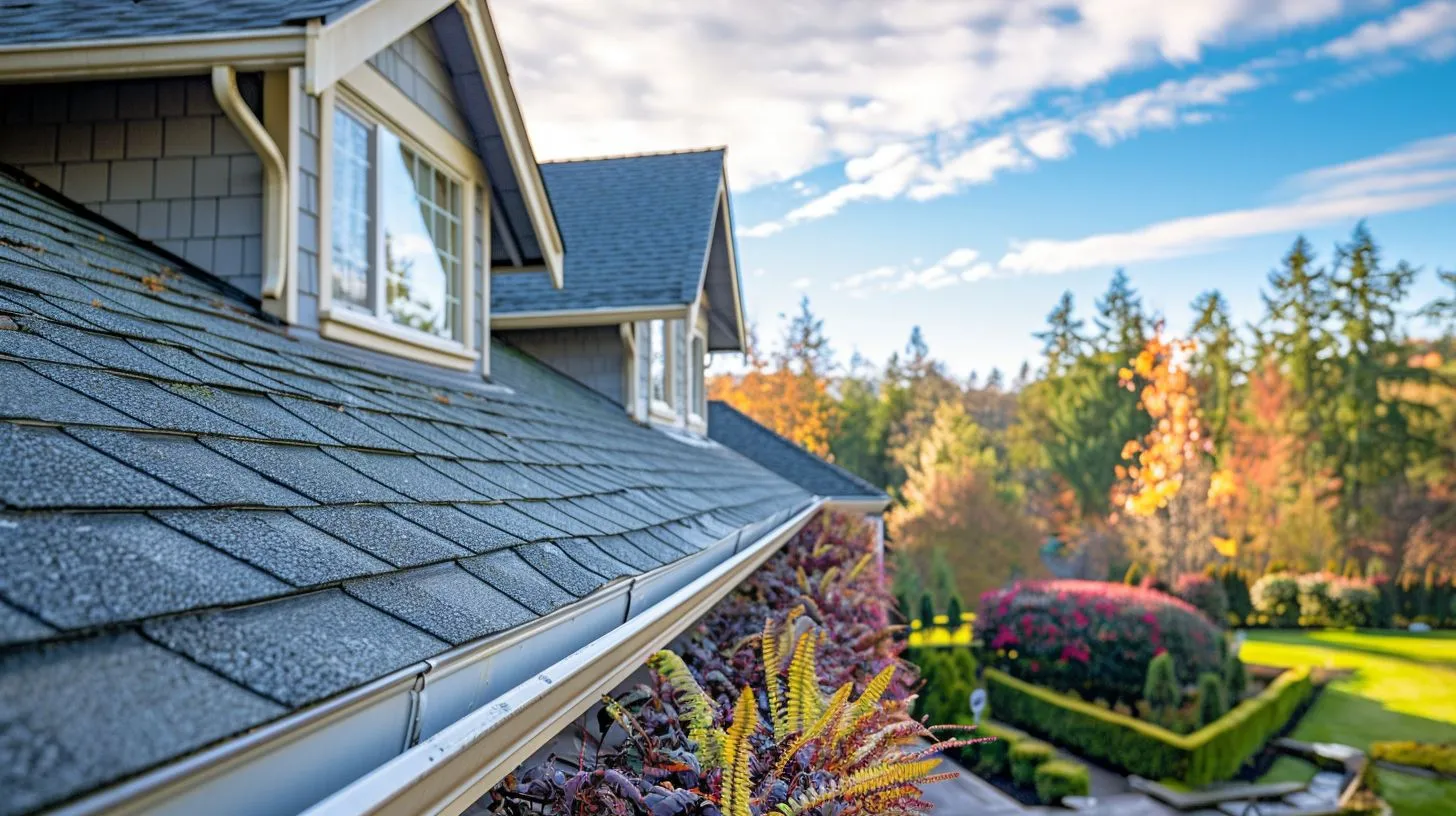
top-left (368, 24), bottom-right (474, 151)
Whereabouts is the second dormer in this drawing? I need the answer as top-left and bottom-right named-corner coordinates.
top-left (491, 148), bottom-right (746, 434)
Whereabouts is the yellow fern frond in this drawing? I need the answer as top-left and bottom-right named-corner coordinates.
top-left (721, 687), bottom-right (758, 816)
top-left (761, 617), bottom-right (784, 740)
top-left (846, 551), bottom-right (874, 582)
top-left (850, 664), bottom-right (896, 721)
top-left (774, 758), bottom-right (944, 816)
top-left (796, 566), bottom-right (812, 593)
top-left (648, 650), bottom-right (721, 766)
top-left (817, 566), bottom-right (839, 595)
top-left (785, 631), bottom-right (823, 733)
top-left (771, 682), bottom-right (852, 778)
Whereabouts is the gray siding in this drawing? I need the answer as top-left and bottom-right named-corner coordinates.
top-left (671, 319), bottom-right (688, 424)
top-left (0, 76), bottom-right (265, 297)
top-left (635, 322), bottom-right (651, 420)
top-left (503, 327), bottom-right (625, 405)
top-left (297, 79), bottom-right (322, 327)
top-left (368, 25), bottom-right (473, 148)
top-left (474, 184), bottom-right (487, 377)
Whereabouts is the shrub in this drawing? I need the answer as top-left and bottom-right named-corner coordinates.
top-left (1125, 562), bottom-right (1145, 586)
top-left (1144, 651), bottom-right (1181, 717)
top-left (913, 647), bottom-right (977, 725)
top-left (1223, 651), bottom-right (1248, 702)
top-left (920, 592), bottom-right (937, 628)
top-left (1369, 741), bottom-right (1456, 776)
top-left (976, 580), bottom-right (1222, 703)
top-left (984, 666), bottom-right (1314, 786)
top-left (1218, 565), bottom-right (1253, 624)
top-left (1010, 740), bottom-right (1055, 787)
top-left (1296, 573), bottom-right (1333, 624)
top-left (1175, 573), bottom-right (1230, 627)
top-left (1251, 573), bottom-right (1300, 627)
top-left (1327, 579), bottom-right (1379, 628)
top-left (957, 719), bottom-right (1026, 777)
top-left (1034, 759), bottom-right (1091, 804)
top-left (1196, 672), bottom-right (1228, 727)
top-left (946, 593), bottom-right (965, 627)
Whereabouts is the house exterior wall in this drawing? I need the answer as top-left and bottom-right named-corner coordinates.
top-left (297, 77), bottom-right (322, 327)
top-left (500, 326), bottom-right (625, 404)
top-left (635, 321), bottom-right (651, 421)
top-left (671, 318), bottom-right (689, 424)
top-left (0, 76), bottom-right (265, 297)
top-left (368, 25), bottom-right (474, 149)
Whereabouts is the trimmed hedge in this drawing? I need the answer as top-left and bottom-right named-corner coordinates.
top-left (1035, 759), bottom-right (1090, 804)
top-left (954, 717), bottom-right (1027, 777)
top-left (1010, 740), bottom-right (1055, 787)
top-left (1369, 741), bottom-right (1456, 776)
top-left (984, 664), bottom-right (1314, 786)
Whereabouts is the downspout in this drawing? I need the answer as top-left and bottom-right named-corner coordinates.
top-left (211, 65), bottom-right (290, 306)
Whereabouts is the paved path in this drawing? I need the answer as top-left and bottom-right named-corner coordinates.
top-left (922, 754), bottom-right (1029, 814)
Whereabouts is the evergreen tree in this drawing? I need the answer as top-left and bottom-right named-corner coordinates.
top-left (1223, 651), bottom-right (1248, 701)
top-left (1259, 236), bottom-right (1335, 477)
top-left (946, 594), bottom-right (965, 627)
top-left (985, 367), bottom-right (1004, 392)
top-left (919, 592), bottom-right (937, 628)
top-left (1144, 652), bottom-right (1180, 719)
top-left (1190, 290), bottom-right (1237, 459)
top-left (1033, 291), bottom-right (1086, 378)
top-left (1197, 672), bottom-right (1229, 727)
top-left (1095, 269), bottom-right (1149, 359)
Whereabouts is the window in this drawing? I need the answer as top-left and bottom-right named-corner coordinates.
top-left (649, 319), bottom-right (667, 407)
top-left (331, 105), bottom-right (463, 342)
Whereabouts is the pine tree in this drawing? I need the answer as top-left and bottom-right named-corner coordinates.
top-left (946, 594), bottom-right (965, 627)
top-left (1223, 651), bottom-right (1248, 701)
top-left (919, 593), bottom-right (937, 628)
top-left (1197, 672), bottom-right (1229, 727)
top-left (1095, 269), bottom-right (1149, 360)
top-left (1144, 652), bottom-right (1180, 720)
top-left (1190, 290), bottom-right (1237, 460)
top-left (1260, 236), bottom-right (1335, 481)
top-left (1033, 291), bottom-right (1086, 378)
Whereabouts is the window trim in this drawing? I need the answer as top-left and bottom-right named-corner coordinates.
top-left (688, 328), bottom-right (707, 424)
top-left (648, 318), bottom-right (674, 420)
top-left (317, 75), bottom-right (482, 369)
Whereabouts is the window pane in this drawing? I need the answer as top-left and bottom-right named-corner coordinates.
top-left (330, 108), bottom-right (372, 310)
top-left (650, 320), bottom-right (666, 404)
top-left (692, 336), bottom-right (706, 416)
top-left (378, 132), bottom-right (461, 340)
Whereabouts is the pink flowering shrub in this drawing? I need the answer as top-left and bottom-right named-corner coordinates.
top-left (976, 580), bottom-right (1223, 704)
top-left (1174, 573), bottom-right (1230, 627)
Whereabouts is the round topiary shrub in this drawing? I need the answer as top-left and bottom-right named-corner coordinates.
top-left (1297, 573), bottom-right (1334, 625)
top-left (976, 580), bottom-right (1223, 703)
top-left (1010, 740), bottom-right (1055, 787)
top-left (1251, 573), bottom-right (1300, 627)
top-left (1034, 759), bottom-right (1091, 805)
top-left (1328, 579), bottom-right (1380, 628)
top-left (1175, 573), bottom-right (1230, 627)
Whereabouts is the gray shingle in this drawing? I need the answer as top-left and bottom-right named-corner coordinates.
top-left (510, 500), bottom-right (605, 536)
top-left (0, 422), bottom-right (198, 509)
top-left (350, 411), bottom-right (454, 455)
top-left (0, 512), bottom-right (285, 629)
top-left (67, 428), bottom-right (311, 507)
top-left (458, 460), bottom-right (549, 498)
top-left (30, 362), bottom-right (253, 435)
top-left (164, 383), bottom-right (338, 443)
top-left (0, 632), bottom-right (284, 816)
top-left (459, 550), bottom-right (575, 616)
top-left (145, 590), bottom-right (446, 707)
top-left (270, 395), bottom-right (406, 450)
top-left (387, 504), bottom-right (523, 553)
top-left (0, 600), bottom-right (56, 647)
top-left (514, 542), bottom-right (608, 597)
top-left (420, 456), bottom-right (518, 499)
top-left (201, 438), bottom-right (406, 504)
top-left (0, 359), bottom-right (143, 427)
top-left (623, 528), bottom-right (692, 560)
top-left (129, 340), bottom-right (267, 390)
top-left (0, 323), bottom-right (91, 364)
top-left (291, 506), bottom-right (469, 567)
top-left (345, 564), bottom-right (534, 645)
top-left (15, 318), bottom-right (195, 380)
top-left (153, 509), bottom-right (390, 586)
top-left (458, 502), bottom-right (565, 541)
top-left (591, 534), bottom-right (665, 570)
top-left (555, 538), bottom-right (636, 580)
top-left (708, 401), bottom-right (889, 502)
top-left (324, 448), bottom-right (480, 502)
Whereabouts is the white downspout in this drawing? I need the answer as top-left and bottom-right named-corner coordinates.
top-left (211, 65), bottom-right (290, 308)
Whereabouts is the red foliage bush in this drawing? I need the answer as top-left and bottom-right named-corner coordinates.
top-left (1174, 573), bottom-right (1230, 627)
top-left (976, 580), bottom-right (1223, 704)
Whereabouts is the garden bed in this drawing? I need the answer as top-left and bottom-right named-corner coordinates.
top-left (983, 664), bottom-right (1315, 786)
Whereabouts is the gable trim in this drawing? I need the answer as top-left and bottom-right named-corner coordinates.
top-left (691, 169), bottom-right (748, 354)
top-left (0, 28), bottom-right (305, 82)
top-left (305, 0), bottom-right (455, 95)
top-left (492, 304), bottom-right (689, 331)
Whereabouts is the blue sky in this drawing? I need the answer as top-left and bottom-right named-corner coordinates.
top-left (497, 0), bottom-right (1456, 377)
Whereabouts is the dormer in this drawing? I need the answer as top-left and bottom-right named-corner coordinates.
top-left (491, 148), bottom-right (747, 434)
top-left (0, 0), bottom-right (564, 376)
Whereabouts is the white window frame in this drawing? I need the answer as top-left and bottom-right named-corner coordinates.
top-left (648, 318), bottom-right (674, 419)
top-left (689, 329), bottom-right (707, 423)
top-left (317, 70), bottom-right (483, 370)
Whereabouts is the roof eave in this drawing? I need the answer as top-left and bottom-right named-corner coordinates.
top-left (0, 28), bottom-right (307, 83)
top-left (824, 495), bottom-right (892, 515)
top-left (492, 303), bottom-right (690, 330)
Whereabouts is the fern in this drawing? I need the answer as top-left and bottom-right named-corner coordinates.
top-left (761, 617), bottom-right (785, 741)
top-left (720, 687), bottom-right (758, 816)
top-left (846, 551), bottom-right (874, 582)
top-left (774, 758), bottom-right (947, 815)
top-left (771, 682), bottom-right (852, 778)
top-left (785, 630), bottom-right (823, 733)
top-left (647, 650), bottom-right (723, 765)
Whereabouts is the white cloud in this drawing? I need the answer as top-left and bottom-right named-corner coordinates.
top-left (738, 221), bottom-right (784, 238)
top-left (493, 0), bottom-right (1360, 192)
top-left (791, 276), bottom-right (813, 289)
top-left (1317, 0), bottom-right (1456, 61)
top-left (938, 248), bottom-right (981, 268)
top-left (997, 133), bottom-right (1456, 274)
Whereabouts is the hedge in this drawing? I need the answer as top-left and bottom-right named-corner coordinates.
top-left (984, 664), bottom-right (1314, 786)
top-left (952, 716), bottom-right (1027, 778)
top-left (1035, 759), bottom-right (1090, 804)
top-left (1369, 741), bottom-right (1456, 776)
top-left (1010, 740), bottom-right (1056, 786)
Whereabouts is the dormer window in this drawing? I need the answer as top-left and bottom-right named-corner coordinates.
top-left (649, 319), bottom-right (669, 410)
top-left (331, 104), bottom-right (463, 342)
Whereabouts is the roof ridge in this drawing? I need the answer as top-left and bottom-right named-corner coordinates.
top-left (540, 146), bottom-right (726, 165)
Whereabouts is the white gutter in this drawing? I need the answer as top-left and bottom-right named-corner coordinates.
top-left (492, 303), bottom-right (691, 331)
top-left (52, 502), bottom-right (820, 816)
top-left (305, 499), bottom-right (824, 816)
top-left (0, 29), bottom-right (305, 83)
top-left (824, 496), bottom-right (892, 515)
top-left (211, 66), bottom-right (290, 304)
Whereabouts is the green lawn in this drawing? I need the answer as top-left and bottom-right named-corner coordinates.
top-left (1241, 629), bottom-right (1456, 815)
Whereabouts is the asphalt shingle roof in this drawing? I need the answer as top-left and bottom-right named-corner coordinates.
top-left (707, 401), bottom-right (890, 503)
top-left (491, 150), bottom-right (725, 315)
top-left (0, 166), bottom-right (809, 815)
top-left (0, 0), bottom-right (367, 46)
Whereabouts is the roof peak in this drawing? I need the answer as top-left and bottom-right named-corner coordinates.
top-left (540, 146), bottom-right (726, 165)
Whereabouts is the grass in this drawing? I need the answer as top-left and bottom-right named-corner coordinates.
top-left (1241, 629), bottom-right (1456, 815)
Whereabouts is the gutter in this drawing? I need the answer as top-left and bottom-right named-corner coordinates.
top-left (304, 499), bottom-right (824, 816)
top-left (0, 29), bottom-right (305, 83)
top-left (492, 303), bottom-right (691, 331)
top-left (212, 65), bottom-right (291, 307)
top-left (824, 496), bottom-right (892, 515)
top-left (53, 501), bottom-right (821, 816)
